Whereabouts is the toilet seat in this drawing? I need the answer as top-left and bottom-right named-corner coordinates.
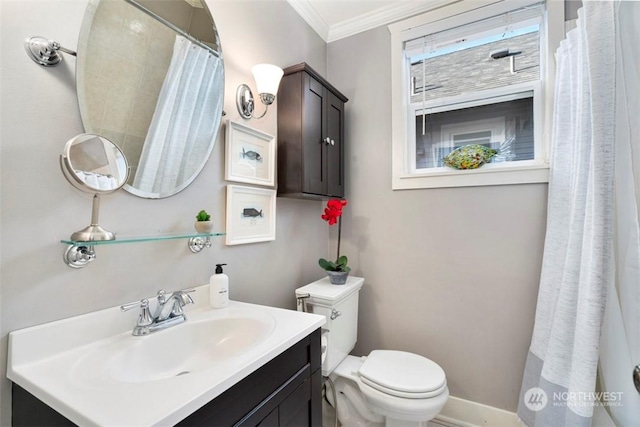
top-left (331, 354), bottom-right (450, 424)
top-left (358, 350), bottom-right (447, 399)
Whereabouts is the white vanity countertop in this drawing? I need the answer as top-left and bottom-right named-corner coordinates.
top-left (7, 285), bottom-right (325, 426)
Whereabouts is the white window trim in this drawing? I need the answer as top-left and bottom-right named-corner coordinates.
top-left (389, 0), bottom-right (564, 190)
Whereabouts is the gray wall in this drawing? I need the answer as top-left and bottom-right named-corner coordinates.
top-left (327, 27), bottom-right (547, 411)
top-left (0, 0), bottom-right (327, 423)
top-left (0, 0), bottom-right (551, 421)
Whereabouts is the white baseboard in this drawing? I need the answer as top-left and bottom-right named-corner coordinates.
top-left (436, 395), bottom-right (520, 427)
top-left (436, 396), bottom-right (618, 427)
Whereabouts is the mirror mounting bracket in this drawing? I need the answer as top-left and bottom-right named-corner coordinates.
top-left (24, 36), bottom-right (77, 67)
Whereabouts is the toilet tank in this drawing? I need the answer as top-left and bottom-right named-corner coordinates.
top-left (296, 276), bottom-right (364, 376)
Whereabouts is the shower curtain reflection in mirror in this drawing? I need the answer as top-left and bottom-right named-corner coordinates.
top-left (133, 35), bottom-right (223, 196)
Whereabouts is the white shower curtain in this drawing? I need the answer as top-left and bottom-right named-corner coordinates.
top-left (598, 1), bottom-right (640, 424)
top-left (133, 35), bottom-right (223, 196)
top-left (517, 2), bottom-right (616, 426)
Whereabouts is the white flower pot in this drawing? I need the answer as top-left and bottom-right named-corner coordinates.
top-left (194, 220), bottom-right (214, 234)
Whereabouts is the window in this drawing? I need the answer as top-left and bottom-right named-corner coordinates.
top-left (416, 95), bottom-right (534, 169)
top-left (389, 0), bottom-right (564, 189)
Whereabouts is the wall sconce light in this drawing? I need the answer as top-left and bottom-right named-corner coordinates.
top-left (236, 64), bottom-right (284, 119)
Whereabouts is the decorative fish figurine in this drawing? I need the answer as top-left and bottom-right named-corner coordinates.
top-left (242, 148), bottom-right (262, 161)
top-left (443, 144), bottom-right (498, 170)
top-left (242, 208), bottom-right (263, 218)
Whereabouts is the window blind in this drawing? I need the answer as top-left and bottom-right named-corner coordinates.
top-left (404, 3), bottom-right (544, 61)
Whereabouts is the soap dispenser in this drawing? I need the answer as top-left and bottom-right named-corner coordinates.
top-left (210, 263), bottom-right (229, 308)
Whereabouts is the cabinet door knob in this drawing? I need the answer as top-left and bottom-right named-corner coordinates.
top-left (324, 137), bottom-right (331, 145)
top-left (330, 139), bottom-right (335, 146)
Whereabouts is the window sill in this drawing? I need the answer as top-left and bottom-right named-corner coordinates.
top-left (392, 162), bottom-right (549, 190)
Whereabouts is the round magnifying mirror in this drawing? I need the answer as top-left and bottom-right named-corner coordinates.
top-left (60, 134), bottom-right (130, 194)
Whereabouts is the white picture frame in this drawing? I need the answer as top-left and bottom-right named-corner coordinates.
top-left (225, 120), bottom-right (276, 187)
top-left (225, 185), bottom-right (276, 245)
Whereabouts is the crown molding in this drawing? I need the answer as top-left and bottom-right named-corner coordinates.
top-left (287, 0), bottom-right (459, 43)
top-left (327, 0), bottom-right (457, 43)
top-left (286, 0), bottom-right (330, 42)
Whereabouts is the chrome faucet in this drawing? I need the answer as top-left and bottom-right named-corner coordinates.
top-left (121, 289), bottom-right (195, 336)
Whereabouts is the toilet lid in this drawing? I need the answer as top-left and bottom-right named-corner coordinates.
top-left (358, 350), bottom-right (446, 398)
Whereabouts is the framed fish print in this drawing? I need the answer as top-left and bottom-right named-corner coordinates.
top-left (225, 120), bottom-right (276, 187)
top-left (225, 185), bottom-right (276, 245)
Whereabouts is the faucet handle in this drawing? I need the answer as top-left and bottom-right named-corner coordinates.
top-left (121, 299), bottom-right (153, 328)
top-left (120, 299), bottom-right (145, 312)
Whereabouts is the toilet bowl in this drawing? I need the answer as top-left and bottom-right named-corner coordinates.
top-left (295, 277), bottom-right (448, 426)
top-left (330, 351), bottom-right (448, 426)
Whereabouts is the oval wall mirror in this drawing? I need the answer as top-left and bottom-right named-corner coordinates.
top-left (76, 0), bottom-right (224, 199)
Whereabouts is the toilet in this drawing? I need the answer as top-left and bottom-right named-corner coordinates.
top-left (296, 276), bottom-right (448, 426)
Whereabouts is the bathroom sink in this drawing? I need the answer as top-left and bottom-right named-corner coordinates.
top-left (72, 315), bottom-right (275, 385)
top-left (7, 285), bottom-right (325, 426)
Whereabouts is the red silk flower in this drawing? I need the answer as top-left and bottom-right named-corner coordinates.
top-left (320, 199), bottom-right (348, 269)
top-left (321, 199), bottom-right (347, 225)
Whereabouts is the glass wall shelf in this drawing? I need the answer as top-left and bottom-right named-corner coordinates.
top-left (61, 232), bottom-right (225, 269)
top-left (60, 232), bottom-right (225, 246)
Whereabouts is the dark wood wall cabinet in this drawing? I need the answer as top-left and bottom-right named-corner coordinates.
top-left (277, 63), bottom-right (348, 199)
top-left (12, 329), bottom-right (322, 427)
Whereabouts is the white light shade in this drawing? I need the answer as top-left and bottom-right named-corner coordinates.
top-left (251, 64), bottom-right (284, 96)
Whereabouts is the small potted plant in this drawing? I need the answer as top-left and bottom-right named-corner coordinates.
top-left (194, 209), bottom-right (214, 234)
top-left (319, 199), bottom-right (350, 285)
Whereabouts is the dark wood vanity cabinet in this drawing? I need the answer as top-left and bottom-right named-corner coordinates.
top-left (12, 329), bottom-right (322, 427)
top-left (179, 329), bottom-right (322, 426)
top-left (277, 63), bottom-right (348, 199)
